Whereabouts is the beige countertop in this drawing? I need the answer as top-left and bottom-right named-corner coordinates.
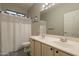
top-left (30, 34), bottom-right (79, 56)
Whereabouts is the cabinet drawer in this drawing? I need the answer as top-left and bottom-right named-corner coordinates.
top-left (54, 49), bottom-right (71, 56)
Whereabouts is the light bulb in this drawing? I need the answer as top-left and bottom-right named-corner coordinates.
top-left (42, 5), bottom-right (45, 8)
top-left (45, 3), bottom-right (48, 5)
top-left (45, 7), bottom-right (48, 10)
top-left (48, 5), bottom-right (51, 8)
top-left (51, 3), bottom-right (55, 5)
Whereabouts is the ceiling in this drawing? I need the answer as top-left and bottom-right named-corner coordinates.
top-left (15, 3), bottom-right (34, 10)
top-left (1, 3), bottom-right (34, 11)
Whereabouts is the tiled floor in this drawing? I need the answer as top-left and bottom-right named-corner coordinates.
top-left (0, 48), bottom-right (31, 56)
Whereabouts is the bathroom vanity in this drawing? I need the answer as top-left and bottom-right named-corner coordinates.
top-left (30, 35), bottom-right (79, 56)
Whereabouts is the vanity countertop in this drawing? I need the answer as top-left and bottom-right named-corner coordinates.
top-left (30, 34), bottom-right (79, 56)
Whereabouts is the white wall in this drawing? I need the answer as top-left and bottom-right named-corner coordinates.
top-left (27, 3), bottom-right (42, 35)
top-left (0, 4), bottom-right (2, 10)
top-left (0, 4), bottom-right (1, 52)
top-left (41, 3), bottom-right (79, 36)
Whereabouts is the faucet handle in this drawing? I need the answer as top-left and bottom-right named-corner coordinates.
top-left (60, 37), bottom-right (67, 42)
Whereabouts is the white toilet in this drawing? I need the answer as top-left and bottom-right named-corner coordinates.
top-left (22, 42), bottom-right (30, 53)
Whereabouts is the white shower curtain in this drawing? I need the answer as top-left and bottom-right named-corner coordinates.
top-left (1, 14), bottom-right (14, 55)
top-left (0, 13), bottom-right (31, 54)
top-left (14, 17), bottom-right (31, 51)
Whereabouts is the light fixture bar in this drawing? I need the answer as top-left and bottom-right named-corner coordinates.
top-left (41, 3), bottom-right (55, 11)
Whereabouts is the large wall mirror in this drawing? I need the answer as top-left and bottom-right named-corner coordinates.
top-left (40, 3), bottom-right (79, 38)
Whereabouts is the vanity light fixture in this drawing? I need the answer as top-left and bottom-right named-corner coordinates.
top-left (42, 4), bottom-right (45, 8)
top-left (51, 3), bottom-right (55, 6)
top-left (45, 3), bottom-right (48, 5)
top-left (41, 3), bottom-right (55, 11)
top-left (31, 16), bottom-right (39, 23)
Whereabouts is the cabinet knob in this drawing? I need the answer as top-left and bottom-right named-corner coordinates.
top-left (56, 51), bottom-right (58, 53)
top-left (50, 48), bottom-right (53, 50)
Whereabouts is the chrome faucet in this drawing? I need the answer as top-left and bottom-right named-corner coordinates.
top-left (60, 37), bottom-right (67, 42)
top-left (41, 34), bottom-right (45, 39)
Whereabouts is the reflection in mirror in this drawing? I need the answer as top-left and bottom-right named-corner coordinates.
top-left (64, 9), bottom-right (79, 38)
top-left (40, 3), bottom-right (79, 38)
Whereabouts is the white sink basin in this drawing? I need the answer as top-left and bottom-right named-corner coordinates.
top-left (53, 41), bottom-right (73, 48)
top-left (45, 37), bottom-right (60, 41)
top-left (53, 40), bottom-right (79, 50)
top-left (38, 36), bottom-right (79, 50)
top-left (38, 36), bottom-right (60, 41)
top-left (43, 36), bottom-right (77, 48)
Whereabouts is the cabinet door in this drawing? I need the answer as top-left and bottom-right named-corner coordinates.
top-left (31, 39), bottom-right (35, 56)
top-left (35, 41), bottom-right (42, 56)
top-left (42, 44), bottom-right (54, 56)
top-left (54, 49), bottom-right (71, 56)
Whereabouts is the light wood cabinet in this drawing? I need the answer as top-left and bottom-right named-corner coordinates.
top-left (31, 39), bottom-right (42, 56)
top-left (31, 39), bottom-right (35, 56)
top-left (34, 40), bottom-right (42, 56)
top-left (42, 44), bottom-right (54, 56)
top-left (31, 39), bottom-right (72, 56)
